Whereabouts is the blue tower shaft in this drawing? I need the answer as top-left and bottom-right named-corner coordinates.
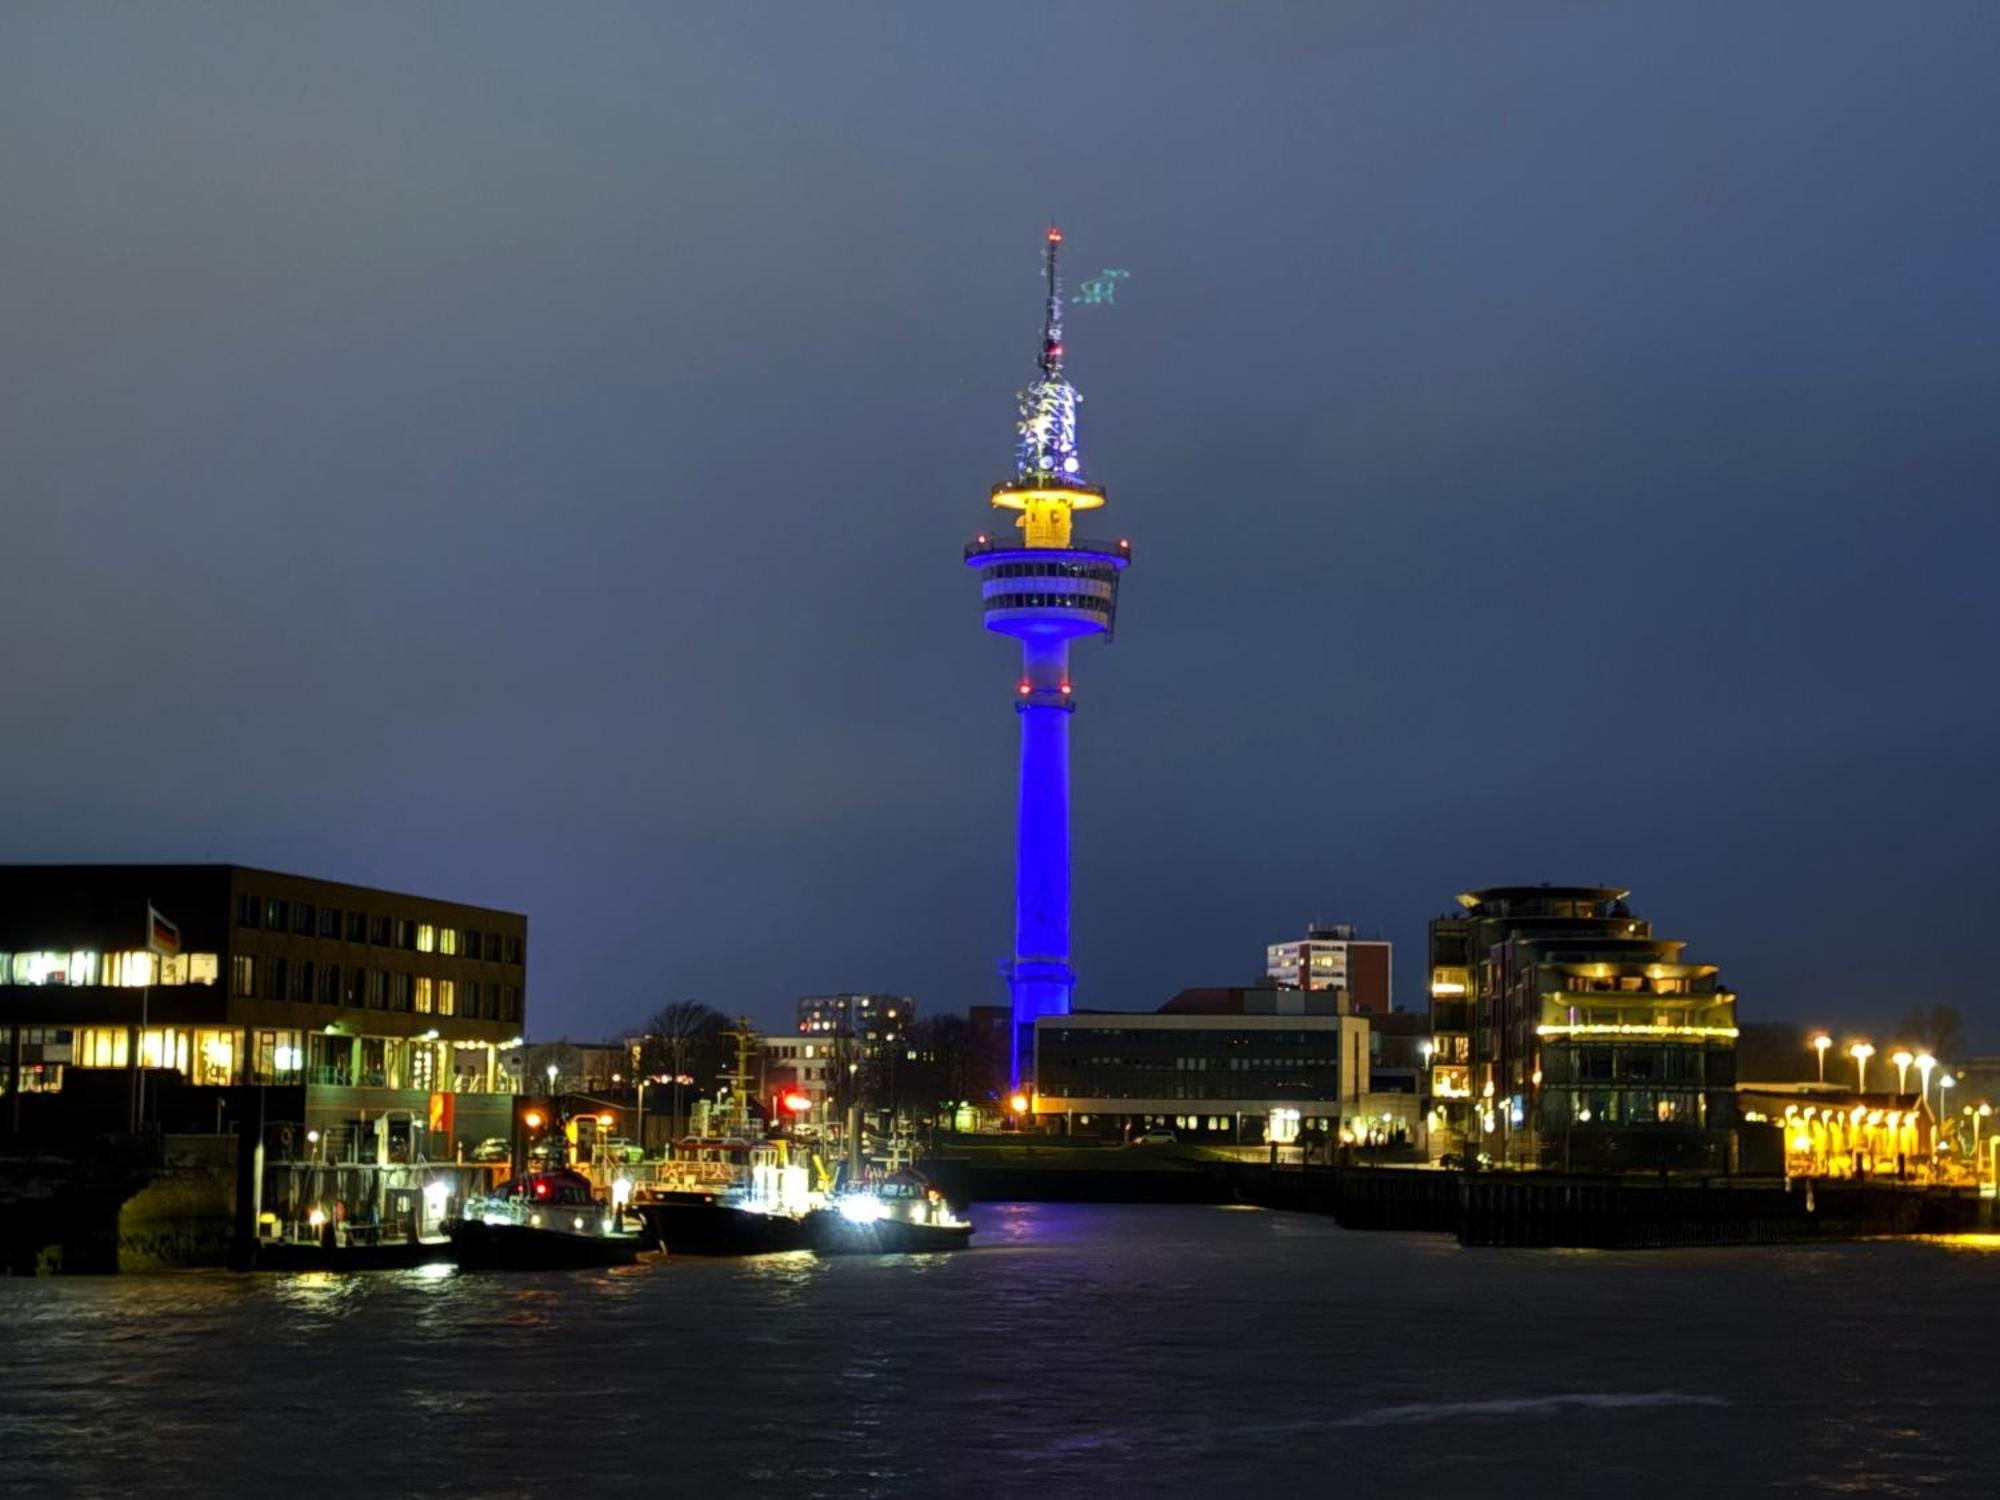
top-left (1009, 637), bottom-right (1073, 1086)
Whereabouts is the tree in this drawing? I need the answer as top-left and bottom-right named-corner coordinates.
top-left (1896, 1004), bottom-right (1965, 1063)
top-left (901, 1015), bottom-right (978, 1123)
top-left (635, 1000), bottom-right (731, 1134)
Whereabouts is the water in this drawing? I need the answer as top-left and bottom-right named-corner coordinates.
top-left (3, 1204), bottom-right (1997, 1498)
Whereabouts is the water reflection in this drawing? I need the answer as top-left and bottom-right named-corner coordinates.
top-left (2, 1206), bottom-right (1997, 1498)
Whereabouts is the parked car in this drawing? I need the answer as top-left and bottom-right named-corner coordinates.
top-left (1133, 1128), bottom-right (1177, 1146)
top-left (470, 1137), bottom-right (511, 1163)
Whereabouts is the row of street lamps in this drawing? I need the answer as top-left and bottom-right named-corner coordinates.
top-left (1810, 1034), bottom-right (1954, 1114)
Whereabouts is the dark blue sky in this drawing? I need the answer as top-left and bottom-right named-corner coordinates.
top-left (4, 4), bottom-right (1996, 1046)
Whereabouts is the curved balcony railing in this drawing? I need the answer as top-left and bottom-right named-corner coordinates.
top-left (965, 535), bottom-right (1132, 563)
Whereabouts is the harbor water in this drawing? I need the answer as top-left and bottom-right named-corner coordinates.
top-left (3, 1202), bottom-right (1997, 1498)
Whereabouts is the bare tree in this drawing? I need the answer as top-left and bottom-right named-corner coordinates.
top-left (902, 1015), bottom-right (977, 1122)
top-left (1897, 1003), bottom-right (1965, 1062)
top-left (636, 1000), bottom-right (731, 1134)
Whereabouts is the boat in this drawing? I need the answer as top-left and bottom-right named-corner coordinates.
top-left (806, 1170), bottom-right (974, 1255)
top-left (634, 1139), bottom-right (818, 1256)
top-left (450, 1167), bottom-right (647, 1270)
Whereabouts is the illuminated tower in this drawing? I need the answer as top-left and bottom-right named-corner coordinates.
top-left (966, 227), bottom-right (1131, 1089)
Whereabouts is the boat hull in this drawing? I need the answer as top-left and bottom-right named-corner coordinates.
top-left (805, 1211), bottom-right (974, 1256)
top-left (449, 1219), bottom-right (643, 1271)
top-left (637, 1197), bottom-right (811, 1256)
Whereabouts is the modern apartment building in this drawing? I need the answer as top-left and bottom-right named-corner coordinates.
top-left (1427, 885), bottom-right (1738, 1170)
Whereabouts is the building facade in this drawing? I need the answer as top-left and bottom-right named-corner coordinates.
top-left (1, 865), bottom-right (527, 1157)
top-left (967, 226), bottom-right (1132, 1089)
top-left (1264, 923), bottom-right (1392, 1013)
top-left (795, 993), bottom-right (916, 1049)
top-left (1031, 1007), bottom-right (1369, 1145)
top-left (1427, 885), bottom-right (1738, 1170)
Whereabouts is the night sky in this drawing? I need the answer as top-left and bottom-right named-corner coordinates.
top-left (5, 5), bottom-right (1996, 1047)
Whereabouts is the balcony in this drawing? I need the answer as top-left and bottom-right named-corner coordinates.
top-left (965, 535), bottom-right (1131, 563)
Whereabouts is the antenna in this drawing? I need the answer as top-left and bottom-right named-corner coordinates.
top-left (1040, 224), bottom-right (1064, 378)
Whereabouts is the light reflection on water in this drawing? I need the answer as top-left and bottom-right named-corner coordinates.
top-left (1, 1203), bottom-right (1997, 1499)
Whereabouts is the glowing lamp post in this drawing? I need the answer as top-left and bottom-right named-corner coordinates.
top-left (1811, 1034), bottom-right (1831, 1082)
top-left (1891, 1050), bottom-right (1914, 1096)
top-left (1916, 1053), bottom-right (1937, 1118)
top-left (1849, 1042), bottom-right (1875, 1095)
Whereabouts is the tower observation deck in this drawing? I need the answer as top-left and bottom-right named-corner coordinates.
top-left (967, 227), bottom-right (1131, 1089)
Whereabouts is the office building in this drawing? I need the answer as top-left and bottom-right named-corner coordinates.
top-left (1, 864), bottom-right (527, 1157)
top-left (1031, 986), bottom-right (1370, 1144)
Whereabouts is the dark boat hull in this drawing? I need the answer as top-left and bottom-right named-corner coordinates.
top-left (638, 1197), bottom-right (811, 1256)
top-left (805, 1210), bottom-right (974, 1256)
top-left (449, 1219), bottom-right (643, 1271)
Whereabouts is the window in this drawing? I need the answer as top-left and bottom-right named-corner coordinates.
top-left (262, 958), bottom-right (288, 1001)
top-left (438, 928), bottom-right (458, 956)
top-left (437, 979), bottom-right (456, 1017)
top-left (505, 935), bottom-right (522, 966)
top-left (292, 903), bottom-right (315, 935)
top-left (346, 911), bottom-right (368, 943)
top-left (484, 934), bottom-right (501, 962)
top-left (464, 929), bottom-right (482, 959)
top-left (254, 1030), bottom-right (303, 1086)
top-left (500, 985), bottom-right (520, 1022)
top-left (231, 955), bottom-right (255, 997)
top-left (237, 894), bottom-right (260, 929)
top-left (192, 1029), bottom-right (237, 1086)
top-left (319, 965), bottom-right (341, 1005)
top-left (75, 1028), bottom-right (129, 1068)
top-left (319, 907), bottom-right (341, 939)
top-left (415, 976), bottom-right (434, 1014)
top-left (265, 899), bottom-right (288, 931)
top-left (345, 967), bottom-right (366, 1007)
top-left (392, 973), bottom-right (413, 1011)
top-left (464, 981), bottom-right (480, 1018)
top-left (367, 971), bottom-right (388, 1009)
top-left (370, 915), bottom-right (391, 946)
top-left (289, 961), bottom-right (313, 1003)
top-left (416, 923), bottom-right (436, 954)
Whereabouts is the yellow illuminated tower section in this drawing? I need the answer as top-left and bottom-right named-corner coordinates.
top-left (966, 226), bottom-right (1131, 1089)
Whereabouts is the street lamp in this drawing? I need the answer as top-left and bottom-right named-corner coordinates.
top-left (1811, 1034), bottom-right (1831, 1082)
top-left (1916, 1053), bottom-right (1937, 1117)
top-left (1891, 1050), bottom-right (1913, 1095)
top-left (1849, 1041), bottom-right (1875, 1094)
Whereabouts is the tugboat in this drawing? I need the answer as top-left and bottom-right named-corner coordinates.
top-left (450, 1166), bottom-right (648, 1270)
top-left (635, 1138), bottom-right (820, 1255)
top-left (806, 1169), bottom-right (974, 1256)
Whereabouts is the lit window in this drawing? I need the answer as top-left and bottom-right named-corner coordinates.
top-left (439, 928), bottom-right (458, 956)
top-left (415, 977), bottom-right (434, 1013)
top-left (437, 979), bottom-right (455, 1017)
top-left (416, 923), bottom-right (435, 953)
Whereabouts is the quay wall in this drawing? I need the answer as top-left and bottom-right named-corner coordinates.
top-left (926, 1150), bottom-right (1995, 1249)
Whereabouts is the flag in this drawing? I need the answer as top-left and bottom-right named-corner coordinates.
top-left (146, 905), bottom-right (181, 958)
